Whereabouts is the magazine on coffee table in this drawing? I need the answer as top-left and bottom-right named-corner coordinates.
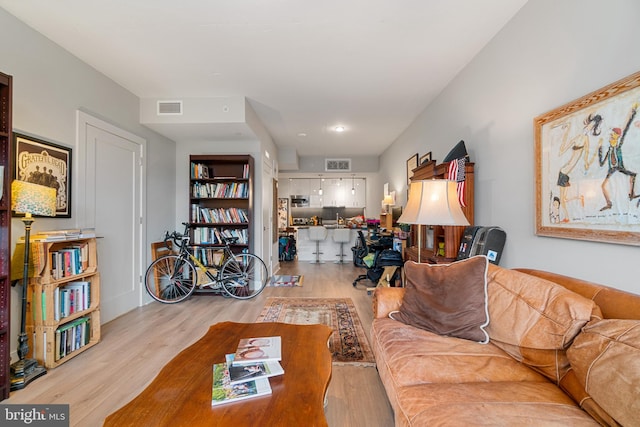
top-left (211, 362), bottom-right (272, 406)
top-left (232, 336), bottom-right (282, 365)
top-left (225, 353), bottom-right (284, 384)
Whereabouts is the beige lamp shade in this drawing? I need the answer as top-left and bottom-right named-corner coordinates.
top-left (383, 195), bottom-right (394, 206)
top-left (398, 180), bottom-right (469, 226)
top-left (11, 180), bottom-right (57, 217)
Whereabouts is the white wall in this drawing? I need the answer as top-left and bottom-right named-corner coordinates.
top-left (0, 8), bottom-right (177, 357)
top-left (380, 0), bottom-right (640, 295)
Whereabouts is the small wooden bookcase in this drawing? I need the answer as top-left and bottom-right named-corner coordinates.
top-left (23, 237), bottom-right (101, 368)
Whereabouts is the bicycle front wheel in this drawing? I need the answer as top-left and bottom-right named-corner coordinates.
top-left (220, 253), bottom-right (268, 299)
top-left (145, 254), bottom-right (197, 303)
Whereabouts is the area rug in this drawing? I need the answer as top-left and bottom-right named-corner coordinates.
top-left (255, 297), bottom-right (375, 366)
top-left (268, 275), bottom-right (304, 287)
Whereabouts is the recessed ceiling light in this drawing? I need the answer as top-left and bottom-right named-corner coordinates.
top-left (334, 126), bottom-right (345, 132)
top-left (297, 132), bottom-right (307, 137)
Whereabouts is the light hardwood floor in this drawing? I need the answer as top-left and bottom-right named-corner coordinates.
top-left (6, 260), bottom-right (395, 427)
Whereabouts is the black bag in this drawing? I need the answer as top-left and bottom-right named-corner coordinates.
top-left (375, 249), bottom-right (404, 267)
top-left (279, 236), bottom-right (296, 261)
top-left (367, 249), bottom-right (403, 285)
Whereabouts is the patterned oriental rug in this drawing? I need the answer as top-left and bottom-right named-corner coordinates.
top-left (268, 275), bottom-right (304, 287)
top-left (255, 297), bottom-right (375, 366)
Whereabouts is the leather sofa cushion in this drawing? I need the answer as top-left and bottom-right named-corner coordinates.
top-left (372, 317), bottom-right (547, 389)
top-left (390, 256), bottom-right (490, 343)
top-left (393, 381), bottom-right (599, 426)
top-left (567, 319), bottom-right (640, 427)
top-left (485, 265), bottom-right (601, 384)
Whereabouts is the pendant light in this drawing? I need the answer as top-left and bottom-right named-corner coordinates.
top-left (318, 174), bottom-right (323, 195)
top-left (351, 174), bottom-right (355, 195)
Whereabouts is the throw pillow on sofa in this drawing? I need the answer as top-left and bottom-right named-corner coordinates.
top-left (389, 255), bottom-right (490, 344)
top-left (566, 319), bottom-right (640, 427)
top-left (485, 265), bottom-right (601, 384)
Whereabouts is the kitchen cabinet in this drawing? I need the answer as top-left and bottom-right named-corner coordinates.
top-left (309, 178), bottom-right (322, 207)
top-left (284, 177), bottom-right (366, 208)
top-left (322, 178), bottom-right (347, 207)
top-left (277, 179), bottom-right (289, 200)
top-left (350, 178), bottom-right (366, 208)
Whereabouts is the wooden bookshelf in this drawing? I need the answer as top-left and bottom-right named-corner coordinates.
top-left (23, 237), bottom-right (101, 368)
top-left (189, 155), bottom-right (254, 266)
top-left (0, 71), bottom-right (12, 400)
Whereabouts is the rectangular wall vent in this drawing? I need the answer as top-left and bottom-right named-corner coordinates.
top-left (325, 158), bottom-right (351, 171)
top-left (157, 100), bottom-right (183, 115)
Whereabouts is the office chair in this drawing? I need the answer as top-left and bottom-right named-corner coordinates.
top-left (352, 231), bottom-right (370, 285)
top-left (352, 230), bottom-right (403, 287)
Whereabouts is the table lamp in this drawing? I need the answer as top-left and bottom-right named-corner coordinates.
top-left (382, 194), bottom-right (395, 214)
top-left (10, 180), bottom-right (57, 390)
top-left (398, 179), bottom-right (469, 263)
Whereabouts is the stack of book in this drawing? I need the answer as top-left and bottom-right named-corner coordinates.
top-left (22, 228), bottom-right (96, 242)
top-left (211, 336), bottom-right (283, 406)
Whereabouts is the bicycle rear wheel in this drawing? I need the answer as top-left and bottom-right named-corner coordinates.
top-left (145, 254), bottom-right (197, 303)
top-left (220, 253), bottom-right (268, 299)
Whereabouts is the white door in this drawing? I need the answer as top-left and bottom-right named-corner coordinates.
top-left (77, 111), bottom-right (145, 323)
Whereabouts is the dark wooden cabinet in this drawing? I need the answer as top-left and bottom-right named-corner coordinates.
top-left (188, 155), bottom-right (254, 266)
top-left (404, 160), bottom-right (474, 264)
top-left (0, 72), bottom-right (12, 400)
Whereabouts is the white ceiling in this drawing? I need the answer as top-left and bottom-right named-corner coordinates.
top-left (1, 0), bottom-right (528, 157)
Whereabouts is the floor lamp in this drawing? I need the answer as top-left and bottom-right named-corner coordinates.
top-left (10, 180), bottom-right (57, 391)
top-left (398, 180), bottom-right (469, 263)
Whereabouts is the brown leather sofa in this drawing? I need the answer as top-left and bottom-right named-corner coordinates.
top-left (371, 264), bottom-right (640, 426)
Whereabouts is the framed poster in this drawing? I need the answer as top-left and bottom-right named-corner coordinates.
top-left (277, 197), bottom-right (289, 229)
top-left (420, 152), bottom-right (432, 165)
top-left (406, 153), bottom-right (418, 186)
top-left (13, 132), bottom-right (72, 217)
top-left (534, 71), bottom-right (640, 245)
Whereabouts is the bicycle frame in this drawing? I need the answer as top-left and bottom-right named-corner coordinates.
top-left (146, 222), bottom-right (268, 302)
top-left (169, 224), bottom-right (245, 289)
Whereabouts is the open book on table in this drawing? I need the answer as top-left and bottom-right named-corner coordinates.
top-left (211, 362), bottom-right (271, 406)
top-left (232, 336), bottom-right (282, 365)
top-left (225, 353), bottom-right (284, 385)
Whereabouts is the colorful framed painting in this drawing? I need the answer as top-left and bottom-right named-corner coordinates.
top-left (534, 71), bottom-right (640, 245)
top-left (13, 132), bottom-right (72, 217)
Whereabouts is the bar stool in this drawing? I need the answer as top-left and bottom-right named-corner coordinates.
top-left (308, 226), bottom-right (327, 264)
top-left (333, 228), bottom-right (352, 263)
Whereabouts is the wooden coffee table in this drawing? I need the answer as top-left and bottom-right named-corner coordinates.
top-left (104, 321), bottom-right (333, 426)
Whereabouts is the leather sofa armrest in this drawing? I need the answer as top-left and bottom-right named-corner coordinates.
top-left (373, 287), bottom-right (406, 319)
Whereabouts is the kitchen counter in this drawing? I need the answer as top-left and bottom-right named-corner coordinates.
top-left (295, 227), bottom-right (360, 262)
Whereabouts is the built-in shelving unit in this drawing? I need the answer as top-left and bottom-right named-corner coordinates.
top-left (189, 155), bottom-right (254, 267)
top-left (0, 71), bottom-right (12, 400)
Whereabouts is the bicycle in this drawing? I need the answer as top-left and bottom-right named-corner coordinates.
top-left (145, 222), bottom-right (268, 303)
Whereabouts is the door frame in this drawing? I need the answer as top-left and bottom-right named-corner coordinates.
top-left (75, 110), bottom-right (147, 307)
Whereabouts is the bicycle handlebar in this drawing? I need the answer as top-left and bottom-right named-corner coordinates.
top-left (164, 222), bottom-right (240, 248)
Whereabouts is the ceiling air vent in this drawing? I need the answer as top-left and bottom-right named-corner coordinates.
top-left (157, 100), bottom-right (183, 115)
top-left (325, 158), bottom-right (351, 172)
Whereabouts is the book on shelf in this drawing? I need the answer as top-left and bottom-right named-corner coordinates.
top-left (232, 336), bottom-right (282, 365)
top-left (225, 354), bottom-right (284, 385)
top-left (211, 362), bottom-right (271, 406)
top-left (54, 316), bottom-right (91, 361)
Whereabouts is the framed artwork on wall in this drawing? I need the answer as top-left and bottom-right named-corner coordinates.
top-left (406, 153), bottom-right (418, 186)
top-left (13, 132), bottom-right (72, 218)
top-left (534, 70), bottom-right (640, 246)
top-left (420, 152), bottom-right (432, 165)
